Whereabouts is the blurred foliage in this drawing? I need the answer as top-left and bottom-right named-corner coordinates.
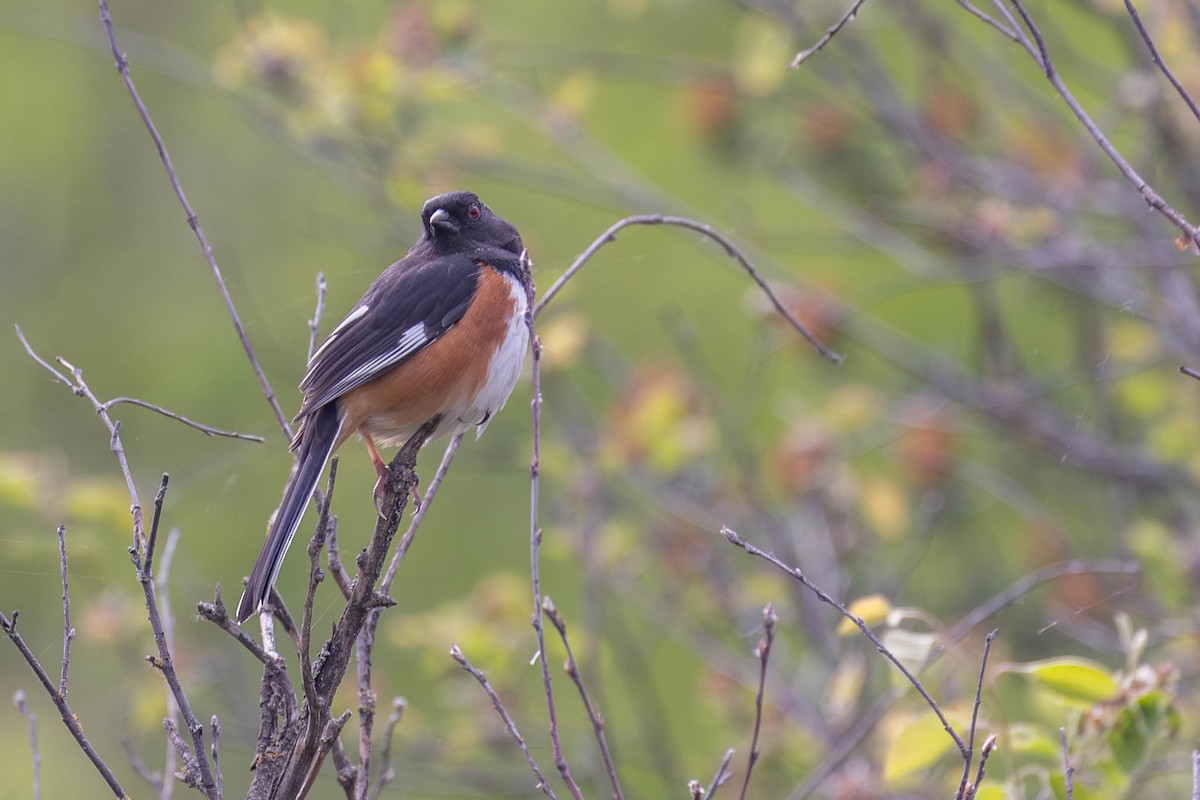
top-left (4, 0), bottom-right (1200, 798)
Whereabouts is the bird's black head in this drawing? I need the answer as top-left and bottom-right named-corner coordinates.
top-left (420, 191), bottom-right (524, 257)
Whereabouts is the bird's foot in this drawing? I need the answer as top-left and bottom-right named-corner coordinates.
top-left (372, 469), bottom-right (422, 518)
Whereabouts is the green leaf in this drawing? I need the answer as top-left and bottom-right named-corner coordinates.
top-left (999, 657), bottom-right (1118, 705)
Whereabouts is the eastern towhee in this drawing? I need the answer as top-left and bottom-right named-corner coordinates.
top-left (236, 191), bottom-right (531, 623)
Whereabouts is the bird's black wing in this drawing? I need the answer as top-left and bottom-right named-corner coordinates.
top-left (296, 251), bottom-right (482, 418)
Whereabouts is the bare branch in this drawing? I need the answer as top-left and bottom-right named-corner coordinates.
top-left (450, 645), bottom-right (560, 800)
top-left (309, 272), bottom-right (328, 364)
top-left (543, 596), bottom-right (624, 800)
top-left (367, 697), bottom-right (406, 800)
top-left (17, 326), bottom-right (145, 551)
top-left (1000, 0), bottom-right (1200, 249)
top-left (97, 0), bottom-right (293, 440)
top-left (1061, 728), bottom-right (1074, 800)
top-left (947, 560), bottom-right (1140, 642)
top-left (705, 748), bottom-right (736, 800)
top-left (122, 738), bottom-right (164, 793)
top-left (526, 252), bottom-right (585, 800)
top-left (162, 719), bottom-right (201, 790)
top-left (134, 475), bottom-right (219, 799)
top-left (1122, 0), bottom-right (1200, 124)
top-left (299, 459), bottom-right (340, 722)
top-left (57, 526), bottom-right (73, 699)
top-left (954, 0), bottom-right (1019, 41)
top-left (13, 690), bottom-right (41, 800)
top-left (788, 0), bottom-right (871, 68)
top-left (533, 216), bottom-right (840, 363)
top-left (956, 630), bottom-right (998, 800)
top-left (158, 526), bottom-right (182, 800)
top-left (738, 603), bottom-right (776, 800)
top-left (1, 611), bottom-right (127, 797)
top-left (197, 586), bottom-right (289, 669)
top-left (264, 418), bottom-right (437, 799)
top-left (101, 397), bottom-right (264, 442)
top-left (210, 717), bottom-right (223, 800)
top-left (721, 527), bottom-right (967, 757)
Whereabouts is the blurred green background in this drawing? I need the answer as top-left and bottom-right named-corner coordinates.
top-left (4, 0), bottom-right (1200, 797)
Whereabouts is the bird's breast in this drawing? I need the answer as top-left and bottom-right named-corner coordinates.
top-left (338, 265), bottom-right (529, 446)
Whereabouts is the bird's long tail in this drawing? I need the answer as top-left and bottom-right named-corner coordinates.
top-left (236, 403), bottom-right (342, 623)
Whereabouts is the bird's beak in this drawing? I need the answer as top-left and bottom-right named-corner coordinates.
top-left (429, 208), bottom-right (458, 235)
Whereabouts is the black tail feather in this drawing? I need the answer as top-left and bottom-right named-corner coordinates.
top-left (236, 404), bottom-right (341, 623)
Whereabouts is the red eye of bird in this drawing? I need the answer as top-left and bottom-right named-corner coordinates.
top-left (468, 203), bottom-right (481, 220)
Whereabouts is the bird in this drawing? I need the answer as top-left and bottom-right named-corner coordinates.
top-left (236, 191), bottom-right (531, 624)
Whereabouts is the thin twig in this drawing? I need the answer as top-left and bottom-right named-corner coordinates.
top-left (122, 738), bottom-right (164, 792)
top-left (706, 748), bottom-right (736, 800)
top-left (158, 527), bottom-right (182, 800)
top-left (738, 604), bottom-right (776, 800)
top-left (527, 252), bottom-right (585, 800)
top-left (1061, 728), bottom-right (1074, 800)
top-left (788, 559), bottom-right (1139, 800)
top-left (788, 0), bottom-right (871, 68)
top-left (309, 272), bottom-right (328, 364)
top-left (13, 690), bottom-right (41, 800)
top-left (162, 719), bottom-right (201, 790)
top-left (210, 717), bottom-right (222, 800)
top-left (1181, 365), bottom-right (1200, 382)
top-left (1192, 749), bottom-right (1199, 800)
top-left (948, 560), bottom-right (1140, 642)
top-left (450, 646), bottom-right (559, 800)
top-left (1123, 0), bottom-right (1200, 124)
top-left (354, 627), bottom-right (376, 800)
top-left (721, 527), bottom-right (967, 756)
top-left (57, 525), bottom-right (73, 698)
top-left (101, 397), bottom-right (264, 442)
top-left (1003, 0), bottom-right (1200, 249)
top-left (197, 586), bottom-right (288, 669)
top-left (97, 0), bottom-right (292, 440)
top-left (16, 326), bottom-right (145, 551)
top-left (135, 474), bottom-right (219, 799)
top-left (969, 736), bottom-right (997, 799)
top-left (326, 518), bottom-right (353, 600)
top-left (956, 630), bottom-right (998, 800)
top-left (543, 596), bottom-right (624, 800)
top-left (366, 697), bottom-right (406, 800)
top-left (299, 459), bottom-right (339, 722)
top-left (533, 216), bottom-right (840, 362)
top-left (2, 611), bottom-right (128, 797)
top-left (954, 0), bottom-right (1019, 41)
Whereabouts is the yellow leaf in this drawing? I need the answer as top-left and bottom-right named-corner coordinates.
top-left (861, 476), bottom-right (910, 540)
top-left (882, 711), bottom-right (957, 783)
top-left (539, 312), bottom-right (590, 372)
top-left (732, 16), bottom-right (791, 96)
top-left (0, 453), bottom-right (41, 510)
top-left (836, 594), bottom-right (892, 636)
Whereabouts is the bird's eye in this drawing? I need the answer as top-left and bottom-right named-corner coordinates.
top-left (468, 203), bottom-right (481, 220)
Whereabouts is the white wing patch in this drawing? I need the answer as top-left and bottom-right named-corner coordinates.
top-left (309, 322), bottom-right (430, 404)
top-left (307, 304), bottom-right (370, 367)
